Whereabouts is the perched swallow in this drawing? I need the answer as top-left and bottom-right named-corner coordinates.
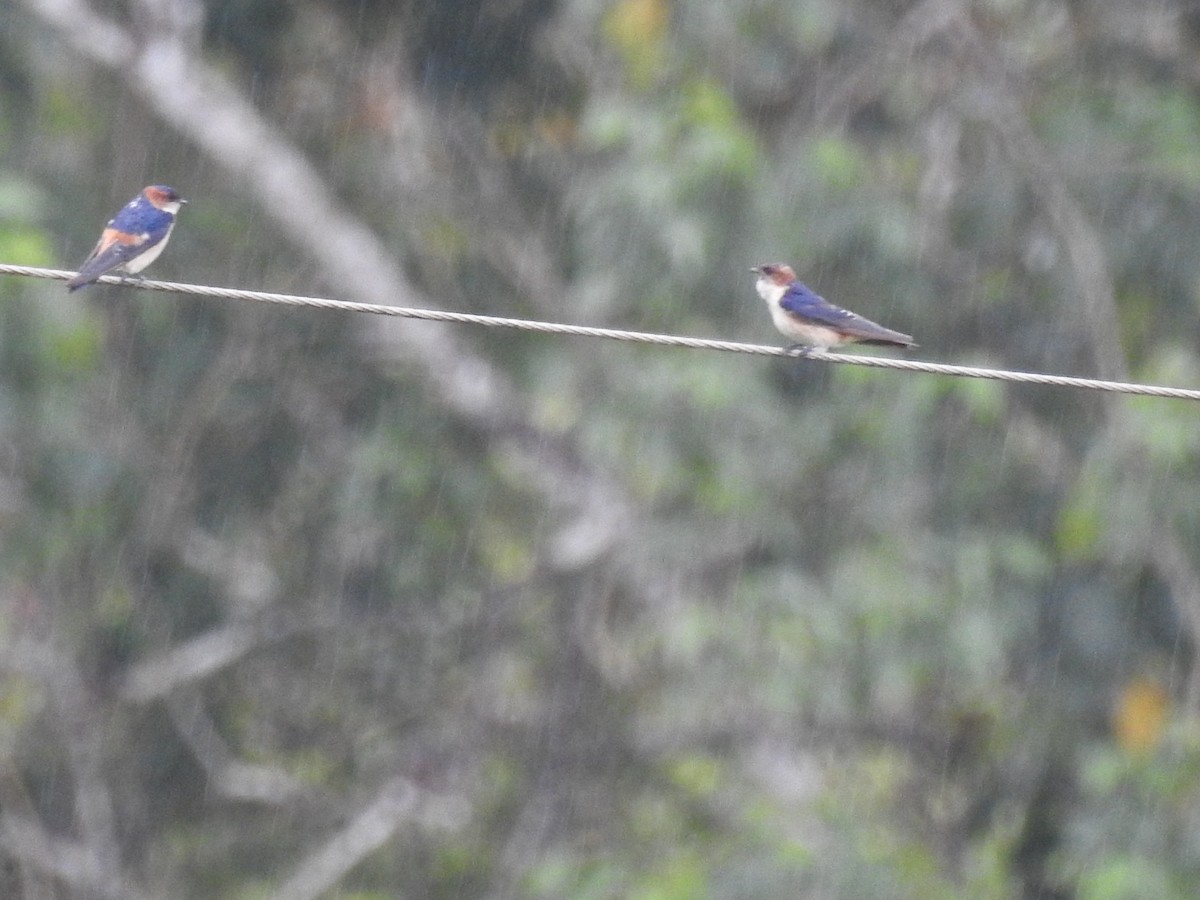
top-left (750, 263), bottom-right (915, 354)
top-left (67, 185), bottom-right (187, 291)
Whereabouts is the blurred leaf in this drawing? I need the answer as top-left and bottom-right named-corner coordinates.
top-left (45, 319), bottom-right (102, 373)
top-left (679, 78), bottom-right (760, 179)
top-left (0, 227), bottom-right (52, 265)
top-left (666, 754), bottom-right (721, 797)
top-left (809, 137), bottom-right (870, 192)
top-left (1056, 474), bottom-right (1104, 560)
top-left (525, 855), bottom-right (625, 899)
top-left (1112, 677), bottom-right (1169, 755)
top-left (603, 0), bottom-right (670, 87)
top-left (1075, 857), bottom-right (1178, 900)
top-left (630, 850), bottom-right (708, 900)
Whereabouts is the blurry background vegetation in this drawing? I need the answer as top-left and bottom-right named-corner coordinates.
top-left (1, 0), bottom-right (1200, 897)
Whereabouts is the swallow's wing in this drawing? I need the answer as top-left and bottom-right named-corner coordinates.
top-left (778, 284), bottom-right (913, 346)
top-left (70, 227), bottom-right (157, 283)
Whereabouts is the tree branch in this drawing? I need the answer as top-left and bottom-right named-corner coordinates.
top-left (267, 778), bottom-right (420, 900)
top-left (0, 816), bottom-right (154, 900)
top-left (164, 691), bottom-right (318, 806)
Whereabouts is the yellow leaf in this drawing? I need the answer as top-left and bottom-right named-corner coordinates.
top-left (1112, 677), bottom-right (1169, 754)
top-left (603, 0), bottom-right (669, 85)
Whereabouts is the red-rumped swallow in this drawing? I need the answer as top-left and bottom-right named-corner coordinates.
top-left (67, 185), bottom-right (187, 291)
top-left (751, 263), bottom-right (915, 354)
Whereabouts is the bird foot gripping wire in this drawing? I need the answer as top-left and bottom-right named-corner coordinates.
top-left (786, 343), bottom-right (817, 358)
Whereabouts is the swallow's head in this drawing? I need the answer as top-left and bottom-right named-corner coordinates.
top-left (750, 263), bottom-right (797, 286)
top-left (143, 185), bottom-right (187, 211)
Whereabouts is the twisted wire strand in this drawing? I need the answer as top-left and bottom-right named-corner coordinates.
top-left (4, 263), bottom-right (1198, 401)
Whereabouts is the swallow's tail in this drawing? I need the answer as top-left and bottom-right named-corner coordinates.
top-left (858, 333), bottom-right (917, 349)
top-left (66, 258), bottom-right (108, 291)
top-left (65, 273), bottom-right (93, 292)
top-left (845, 322), bottom-right (916, 348)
